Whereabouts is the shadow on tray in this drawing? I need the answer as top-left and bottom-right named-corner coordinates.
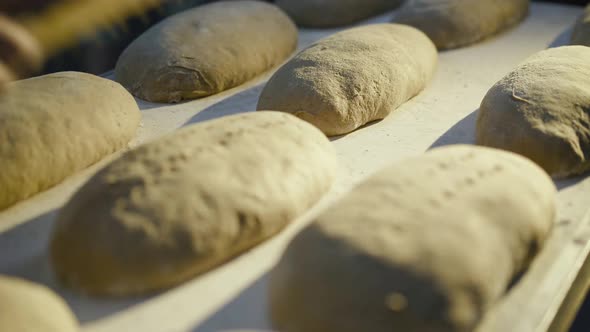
top-left (0, 209), bottom-right (153, 323)
top-left (556, 175), bottom-right (589, 191)
top-left (429, 108), bottom-right (588, 190)
top-left (548, 25), bottom-right (574, 48)
top-left (192, 273), bottom-right (272, 332)
top-left (182, 83), bottom-right (384, 143)
top-left (329, 119), bottom-right (383, 142)
top-left (429, 109), bottom-right (479, 149)
top-left (184, 84), bottom-right (265, 126)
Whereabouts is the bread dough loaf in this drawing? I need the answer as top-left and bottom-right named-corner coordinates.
top-left (51, 112), bottom-right (338, 296)
top-left (270, 145), bottom-right (555, 332)
top-left (275, 0), bottom-right (404, 28)
top-left (0, 275), bottom-right (78, 332)
top-left (477, 46), bottom-right (590, 178)
top-left (394, 0), bottom-right (529, 50)
top-left (257, 24), bottom-right (437, 136)
top-left (571, 5), bottom-right (590, 46)
top-left (115, 1), bottom-right (297, 103)
top-left (0, 71), bottom-right (140, 211)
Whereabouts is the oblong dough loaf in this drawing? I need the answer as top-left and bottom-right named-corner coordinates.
top-left (571, 5), bottom-right (590, 46)
top-left (477, 46), bottom-right (590, 178)
top-left (115, 1), bottom-right (298, 103)
top-left (393, 0), bottom-right (529, 50)
top-left (276, 0), bottom-right (404, 28)
top-left (0, 275), bottom-right (78, 332)
top-left (0, 71), bottom-right (140, 210)
top-left (51, 112), bottom-right (338, 296)
top-left (257, 24), bottom-right (437, 136)
top-left (270, 145), bottom-right (555, 332)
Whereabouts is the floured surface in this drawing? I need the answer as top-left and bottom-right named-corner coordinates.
top-left (0, 3), bottom-right (588, 332)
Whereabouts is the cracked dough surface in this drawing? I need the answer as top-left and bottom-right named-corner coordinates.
top-left (257, 24), bottom-right (437, 136)
top-left (115, 0), bottom-right (297, 103)
top-left (477, 46), bottom-right (590, 178)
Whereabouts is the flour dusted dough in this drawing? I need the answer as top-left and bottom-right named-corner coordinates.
top-left (51, 112), bottom-right (338, 296)
top-left (115, 1), bottom-right (297, 103)
top-left (477, 46), bottom-right (590, 178)
top-left (276, 0), bottom-right (404, 28)
top-left (0, 275), bottom-right (78, 332)
top-left (0, 72), bottom-right (140, 211)
top-left (257, 24), bottom-right (437, 136)
top-left (571, 5), bottom-right (590, 46)
top-left (270, 145), bottom-right (555, 332)
top-left (394, 0), bottom-right (529, 50)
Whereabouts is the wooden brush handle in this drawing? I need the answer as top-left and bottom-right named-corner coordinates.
top-left (21, 0), bottom-right (166, 56)
top-left (0, 14), bottom-right (42, 86)
top-left (0, 0), bottom-right (168, 87)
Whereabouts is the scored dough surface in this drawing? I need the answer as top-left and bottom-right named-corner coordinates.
top-left (51, 111), bottom-right (338, 296)
top-left (270, 145), bottom-right (556, 332)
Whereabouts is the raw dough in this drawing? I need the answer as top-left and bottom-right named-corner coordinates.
top-left (571, 5), bottom-right (590, 46)
top-left (393, 0), bottom-right (530, 50)
top-left (477, 46), bottom-right (590, 178)
top-left (115, 1), bottom-right (297, 103)
top-left (270, 145), bottom-right (556, 332)
top-left (275, 0), bottom-right (404, 28)
top-left (51, 111), bottom-right (338, 296)
top-left (0, 71), bottom-right (140, 211)
top-left (0, 275), bottom-right (78, 332)
top-left (257, 24), bottom-right (437, 136)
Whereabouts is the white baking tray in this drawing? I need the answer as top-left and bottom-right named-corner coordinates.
top-left (0, 3), bottom-right (588, 332)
